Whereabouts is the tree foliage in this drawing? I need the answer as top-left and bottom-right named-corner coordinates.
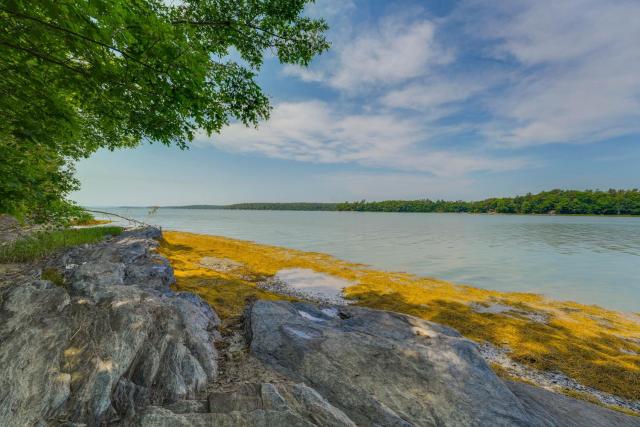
top-left (336, 189), bottom-right (640, 215)
top-left (0, 0), bottom-right (329, 221)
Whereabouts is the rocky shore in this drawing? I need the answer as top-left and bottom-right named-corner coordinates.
top-left (1, 227), bottom-right (638, 426)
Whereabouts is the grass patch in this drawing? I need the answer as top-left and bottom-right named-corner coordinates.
top-left (41, 267), bottom-right (66, 287)
top-left (71, 218), bottom-right (112, 226)
top-left (160, 231), bottom-right (640, 403)
top-left (0, 226), bottom-right (122, 263)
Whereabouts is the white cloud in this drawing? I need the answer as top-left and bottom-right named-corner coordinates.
top-left (281, 65), bottom-right (326, 83)
top-left (279, 1), bottom-right (640, 150)
top-left (329, 15), bottom-right (452, 90)
top-left (288, 12), bottom-right (452, 91)
top-left (200, 101), bottom-right (525, 177)
top-left (469, 0), bottom-right (640, 147)
top-left (380, 77), bottom-right (489, 114)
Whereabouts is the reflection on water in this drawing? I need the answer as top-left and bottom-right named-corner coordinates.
top-left (95, 208), bottom-right (640, 312)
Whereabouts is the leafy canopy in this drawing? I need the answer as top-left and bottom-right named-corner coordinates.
top-left (0, 0), bottom-right (329, 220)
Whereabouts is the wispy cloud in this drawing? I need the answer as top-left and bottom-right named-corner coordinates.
top-left (380, 77), bottom-right (489, 117)
top-left (286, 1), bottom-right (640, 150)
top-left (198, 1), bottom-right (640, 185)
top-left (204, 101), bottom-right (525, 177)
top-left (284, 11), bottom-right (452, 92)
top-left (466, 0), bottom-right (640, 147)
top-left (281, 64), bottom-right (326, 83)
top-left (329, 15), bottom-right (451, 91)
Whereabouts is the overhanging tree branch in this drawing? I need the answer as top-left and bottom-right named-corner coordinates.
top-left (0, 41), bottom-right (89, 75)
top-left (1, 8), bottom-right (164, 74)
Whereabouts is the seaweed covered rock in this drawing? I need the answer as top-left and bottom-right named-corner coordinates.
top-left (0, 228), bottom-right (220, 426)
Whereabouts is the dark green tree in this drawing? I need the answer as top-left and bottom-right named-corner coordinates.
top-left (0, 0), bottom-right (329, 220)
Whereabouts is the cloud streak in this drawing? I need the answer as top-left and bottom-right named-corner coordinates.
top-left (328, 16), bottom-right (451, 91)
top-left (466, 0), bottom-right (640, 147)
top-left (206, 101), bottom-right (525, 177)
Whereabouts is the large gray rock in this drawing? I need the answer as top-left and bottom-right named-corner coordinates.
top-left (248, 301), bottom-right (533, 426)
top-left (507, 381), bottom-right (640, 427)
top-left (132, 382), bottom-right (355, 427)
top-left (248, 301), bottom-right (640, 427)
top-left (0, 228), bottom-right (219, 426)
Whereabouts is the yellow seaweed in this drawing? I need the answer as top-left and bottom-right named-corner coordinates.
top-left (159, 230), bottom-right (640, 403)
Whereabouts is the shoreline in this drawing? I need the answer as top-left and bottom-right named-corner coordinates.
top-left (160, 229), bottom-right (640, 415)
top-left (98, 207), bottom-right (640, 218)
top-left (2, 224), bottom-right (638, 424)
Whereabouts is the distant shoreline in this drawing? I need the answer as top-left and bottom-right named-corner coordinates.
top-left (108, 189), bottom-right (640, 216)
top-left (160, 207), bottom-right (640, 217)
top-left (102, 206), bottom-right (640, 218)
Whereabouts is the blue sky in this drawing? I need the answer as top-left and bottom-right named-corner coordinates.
top-left (73, 0), bottom-right (640, 206)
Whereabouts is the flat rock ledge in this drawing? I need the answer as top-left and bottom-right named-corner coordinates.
top-left (1, 228), bottom-right (638, 426)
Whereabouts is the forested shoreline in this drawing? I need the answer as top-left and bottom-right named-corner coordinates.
top-left (336, 189), bottom-right (640, 215)
top-left (171, 190), bottom-right (640, 215)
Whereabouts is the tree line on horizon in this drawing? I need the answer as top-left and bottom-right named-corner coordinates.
top-left (169, 189), bottom-right (640, 215)
top-left (335, 189), bottom-right (640, 215)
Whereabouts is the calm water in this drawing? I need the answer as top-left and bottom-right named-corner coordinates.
top-left (96, 208), bottom-right (640, 312)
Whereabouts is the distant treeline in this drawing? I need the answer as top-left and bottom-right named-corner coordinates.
top-left (335, 189), bottom-right (640, 215)
top-left (174, 203), bottom-right (338, 211)
top-left (169, 190), bottom-right (640, 215)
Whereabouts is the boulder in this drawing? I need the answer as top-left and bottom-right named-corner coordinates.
top-left (0, 228), bottom-right (219, 426)
top-left (506, 381), bottom-right (640, 427)
top-left (132, 382), bottom-right (355, 427)
top-left (248, 301), bottom-right (640, 427)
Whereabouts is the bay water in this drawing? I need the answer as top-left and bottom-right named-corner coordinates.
top-left (95, 208), bottom-right (640, 312)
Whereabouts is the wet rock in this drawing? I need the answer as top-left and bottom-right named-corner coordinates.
top-left (0, 228), bottom-right (219, 427)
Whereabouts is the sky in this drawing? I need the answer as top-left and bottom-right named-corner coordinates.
top-left (73, 0), bottom-right (640, 206)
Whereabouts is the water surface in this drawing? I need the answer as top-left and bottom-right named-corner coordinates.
top-left (95, 208), bottom-right (640, 312)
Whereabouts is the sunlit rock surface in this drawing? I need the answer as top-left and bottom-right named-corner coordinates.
top-left (0, 228), bottom-right (220, 426)
top-left (248, 300), bottom-right (640, 427)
